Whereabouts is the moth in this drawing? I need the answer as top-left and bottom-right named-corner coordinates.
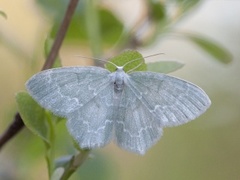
top-left (26, 52), bottom-right (211, 154)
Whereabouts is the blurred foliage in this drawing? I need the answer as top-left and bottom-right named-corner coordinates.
top-left (35, 0), bottom-right (232, 63)
top-left (147, 61), bottom-right (184, 73)
top-left (41, 0), bottom-right (124, 56)
top-left (183, 33), bottom-right (232, 63)
top-left (0, 10), bottom-right (7, 19)
top-left (0, 0), bottom-right (235, 180)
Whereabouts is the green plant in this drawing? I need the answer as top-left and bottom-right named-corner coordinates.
top-left (0, 0), bottom-right (231, 179)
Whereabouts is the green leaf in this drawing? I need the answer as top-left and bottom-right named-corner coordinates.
top-left (60, 151), bottom-right (91, 180)
top-left (147, 61), bottom-right (184, 73)
top-left (50, 112), bottom-right (65, 124)
top-left (50, 6), bottom-right (123, 48)
top-left (16, 92), bottom-right (49, 143)
top-left (0, 10), bottom-right (7, 19)
top-left (51, 167), bottom-right (65, 180)
top-left (148, 0), bottom-right (165, 22)
top-left (44, 37), bottom-right (62, 68)
top-left (55, 155), bottom-right (74, 170)
top-left (105, 50), bottom-right (147, 73)
top-left (177, 0), bottom-right (201, 12)
top-left (184, 33), bottom-right (232, 64)
top-left (99, 9), bottom-right (124, 45)
top-left (16, 93), bottom-right (59, 177)
top-left (83, 7), bottom-right (124, 46)
top-left (50, 14), bottom-right (85, 43)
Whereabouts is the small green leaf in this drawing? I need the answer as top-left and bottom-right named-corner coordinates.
top-left (148, 0), bottom-right (165, 22)
top-left (147, 61), bottom-right (184, 73)
top-left (55, 155), bottom-right (74, 170)
top-left (60, 151), bottom-right (91, 180)
top-left (51, 167), bottom-right (65, 180)
top-left (0, 11), bottom-right (7, 19)
top-left (184, 33), bottom-right (232, 64)
top-left (16, 92), bottom-right (49, 143)
top-left (106, 50), bottom-right (147, 73)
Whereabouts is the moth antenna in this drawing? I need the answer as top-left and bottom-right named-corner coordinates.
top-left (123, 52), bottom-right (165, 70)
top-left (75, 55), bottom-right (118, 68)
top-left (126, 61), bottom-right (144, 73)
top-left (143, 52), bottom-right (165, 59)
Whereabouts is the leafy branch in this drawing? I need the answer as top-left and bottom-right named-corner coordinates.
top-left (0, 0), bottom-right (233, 179)
top-left (0, 0), bottom-right (91, 179)
top-left (0, 0), bottom-right (79, 150)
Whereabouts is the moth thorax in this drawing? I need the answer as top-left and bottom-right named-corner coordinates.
top-left (114, 67), bottom-right (125, 91)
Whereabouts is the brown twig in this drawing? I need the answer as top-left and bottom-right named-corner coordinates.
top-left (0, 113), bottom-right (24, 149)
top-left (42, 0), bottom-right (79, 70)
top-left (0, 0), bottom-right (79, 150)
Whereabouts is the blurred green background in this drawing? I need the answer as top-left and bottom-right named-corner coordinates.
top-left (0, 0), bottom-right (240, 179)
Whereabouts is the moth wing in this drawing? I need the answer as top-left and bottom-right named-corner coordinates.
top-left (128, 71), bottom-right (211, 127)
top-left (114, 71), bottom-right (211, 154)
top-left (26, 66), bottom-right (111, 117)
top-left (26, 66), bottom-right (115, 148)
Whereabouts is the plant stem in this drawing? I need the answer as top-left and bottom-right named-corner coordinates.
top-left (0, 113), bottom-right (24, 150)
top-left (45, 112), bottom-right (57, 177)
top-left (42, 0), bottom-right (79, 70)
top-left (0, 0), bottom-right (79, 150)
top-left (60, 150), bottom-right (91, 180)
